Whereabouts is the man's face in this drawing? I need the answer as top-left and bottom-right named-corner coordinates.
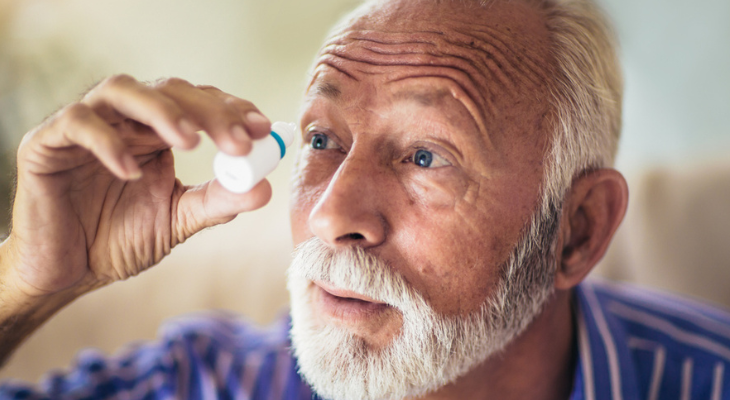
top-left (290, 0), bottom-right (555, 343)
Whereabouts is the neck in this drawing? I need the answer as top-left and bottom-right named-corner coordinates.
top-left (407, 289), bottom-right (577, 400)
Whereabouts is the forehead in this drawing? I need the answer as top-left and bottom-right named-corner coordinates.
top-left (306, 0), bottom-right (555, 144)
top-left (312, 0), bottom-right (553, 96)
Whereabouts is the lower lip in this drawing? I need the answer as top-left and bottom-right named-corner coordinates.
top-left (312, 284), bottom-right (391, 323)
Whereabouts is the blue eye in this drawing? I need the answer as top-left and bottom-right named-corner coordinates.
top-left (310, 133), bottom-right (329, 150)
top-left (413, 149), bottom-right (434, 167)
top-left (408, 148), bottom-right (451, 168)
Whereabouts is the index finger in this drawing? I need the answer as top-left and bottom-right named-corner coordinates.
top-left (82, 74), bottom-right (201, 150)
top-left (197, 85), bottom-right (272, 140)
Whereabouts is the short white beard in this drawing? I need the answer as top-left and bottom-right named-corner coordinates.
top-left (287, 200), bottom-right (561, 400)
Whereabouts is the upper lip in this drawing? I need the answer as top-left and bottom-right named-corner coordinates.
top-left (313, 280), bottom-right (385, 304)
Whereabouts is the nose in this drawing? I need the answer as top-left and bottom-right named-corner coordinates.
top-left (308, 155), bottom-right (387, 248)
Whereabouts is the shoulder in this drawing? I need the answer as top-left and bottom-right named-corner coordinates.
top-left (576, 278), bottom-right (730, 399)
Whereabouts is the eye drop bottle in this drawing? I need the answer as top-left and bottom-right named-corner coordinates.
top-left (213, 121), bottom-right (297, 194)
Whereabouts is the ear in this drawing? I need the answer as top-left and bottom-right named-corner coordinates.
top-left (554, 169), bottom-right (629, 290)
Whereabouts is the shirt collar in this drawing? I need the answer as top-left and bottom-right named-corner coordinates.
top-left (570, 280), bottom-right (642, 400)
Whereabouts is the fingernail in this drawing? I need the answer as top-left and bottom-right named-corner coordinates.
top-left (245, 111), bottom-right (270, 127)
top-left (178, 118), bottom-right (199, 138)
top-left (231, 125), bottom-right (250, 143)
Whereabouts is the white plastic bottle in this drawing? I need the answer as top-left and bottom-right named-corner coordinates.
top-left (213, 121), bottom-right (297, 194)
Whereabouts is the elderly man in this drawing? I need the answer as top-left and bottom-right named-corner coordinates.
top-left (1, 0), bottom-right (729, 399)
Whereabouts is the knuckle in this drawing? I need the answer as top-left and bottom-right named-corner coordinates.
top-left (225, 96), bottom-right (254, 110)
top-left (210, 104), bottom-right (242, 125)
top-left (196, 84), bottom-right (221, 93)
top-left (154, 77), bottom-right (192, 90)
top-left (17, 128), bottom-right (38, 157)
top-left (104, 73), bottom-right (137, 88)
top-left (88, 74), bottom-right (137, 98)
top-left (152, 98), bottom-right (185, 121)
top-left (57, 103), bottom-right (92, 127)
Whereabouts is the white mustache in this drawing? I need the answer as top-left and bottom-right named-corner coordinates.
top-left (288, 237), bottom-right (425, 312)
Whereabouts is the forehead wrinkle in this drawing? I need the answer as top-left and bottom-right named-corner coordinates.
top-left (319, 33), bottom-right (495, 115)
top-left (452, 26), bottom-right (552, 89)
top-left (331, 30), bottom-right (444, 48)
top-left (320, 27), bottom-right (550, 105)
top-left (344, 27), bottom-right (550, 93)
top-left (313, 57), bottom-right (360, 84)
top-left (320, 51), bottom-right (492, 106)
top-left (334, 29), bottom-right (521, 91)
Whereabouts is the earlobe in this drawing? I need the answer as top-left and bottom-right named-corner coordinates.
top-left (554, 169), bottom-right (629, 290)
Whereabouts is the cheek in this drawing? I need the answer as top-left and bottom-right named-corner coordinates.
top-left (389, 199), bottom-right (505, 316)
top-left (402, 169), bottom-right (469, 209)
top-left (388, 172), bottom-right (539, 316)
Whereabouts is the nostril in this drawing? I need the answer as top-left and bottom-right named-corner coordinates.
top-left (343, 233), bottom-right (365, 241)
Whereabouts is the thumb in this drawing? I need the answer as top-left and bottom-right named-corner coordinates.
top-left (174, 178), bottom-right (272, 242)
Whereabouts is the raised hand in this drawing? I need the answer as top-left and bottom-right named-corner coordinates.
top-left (1, 74), bottom-right (273, 305)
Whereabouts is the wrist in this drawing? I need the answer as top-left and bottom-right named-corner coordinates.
top-left (0, 237), bottom-right (39, 307)
top-left (0, 237), bottom-right (83, 366)
top-left (1, 235), bottom-right (82, 316)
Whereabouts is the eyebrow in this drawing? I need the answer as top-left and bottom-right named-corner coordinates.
top-left (311, 82), bottom-right (341, 100)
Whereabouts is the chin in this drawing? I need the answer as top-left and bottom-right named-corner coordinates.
top-left (287, 272), bottom-right (507, 400)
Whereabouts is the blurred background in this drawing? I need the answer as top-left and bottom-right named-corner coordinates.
top-left (0, 0), bottom-right (728, 383)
